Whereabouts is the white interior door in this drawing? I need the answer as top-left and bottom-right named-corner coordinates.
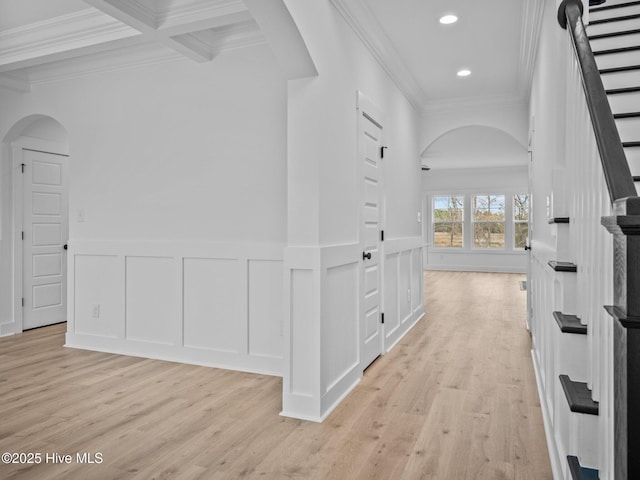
top-left (22, 148), bottom-right (69, 330)
top-left (360, 105), bottom-right (383, 370)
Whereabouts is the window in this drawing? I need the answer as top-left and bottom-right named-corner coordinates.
top-left (514, 194), bottom-right (529, 248)
top-left (433, 196), bottom-right (463, 248)
top-left (473, 194), bottom-right (505, 248)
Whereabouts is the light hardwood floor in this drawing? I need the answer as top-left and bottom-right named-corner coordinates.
top-left (0, 271), bottom-right (551, 480)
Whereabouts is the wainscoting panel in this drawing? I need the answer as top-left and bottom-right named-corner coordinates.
top-left (322, 261), bottom-right (359, 395)
top-left (183, 258), bottom-right (242, 353)
top-left (66, 241), bottom-right (284, 376)
top-left (290, 268), bottom-right (315, 397)
top-left (126, 256), bottom-right (177, 345)
top-left (73, 254), bottom-right (122, 338)
top-left (248, 260), bottom-right (284, 359)
top-left (384, 253), bottom-right (399, 335)
top-left (383, 237), bottom-right (424, 352)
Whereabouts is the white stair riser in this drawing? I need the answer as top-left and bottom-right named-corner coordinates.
top-left (601, 69), bottom-right (640, 89)
top-left (595, 49), bottom-right (640, 69)
top-left (590, 4), bottom-right (640, 23)
top-left (626, 146), bottom-right (640, 174)
top-left (590, 32), bottom-right (640, 50)
top-left (614, 117), bottom-right (640, 142)
top-left (607, 91), bottom-right (640, 112)
top-left (588, 18), bottom-right (640, 37)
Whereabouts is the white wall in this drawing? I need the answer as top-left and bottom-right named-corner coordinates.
top-left (420, 102), bottom-right (529, 155)
top-left (0, 44), bottom-right (289, 374)
top-left (1, 1), bottom-right (424, 422)
top-left (422, 166), bottom-right (528, 273)
top-left (282, 0), bottom-right (424, 421)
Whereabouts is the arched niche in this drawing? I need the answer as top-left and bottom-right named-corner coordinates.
top-left (421, 125), bottom-right (527, 170)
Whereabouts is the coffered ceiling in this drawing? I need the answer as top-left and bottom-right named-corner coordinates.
top-left (0, 0), bottom-right (544, 113)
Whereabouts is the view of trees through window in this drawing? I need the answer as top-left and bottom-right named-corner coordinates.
top-left (473, 195), bottom-right (505, 248)
top-left (432, 193), bottom-right (529, 250)
top-left (433, 196), bottom-right (463, 247)
top-left (514, 194), bottom-right (529, 248)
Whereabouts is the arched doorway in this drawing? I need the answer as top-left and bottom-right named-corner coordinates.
top-left (2, 115), bottom-right (70, 333)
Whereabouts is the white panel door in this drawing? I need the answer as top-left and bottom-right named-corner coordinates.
top-left (23, 149), bottom-right (69, 330)
top-left (360, 109), bottom-right (383, 370)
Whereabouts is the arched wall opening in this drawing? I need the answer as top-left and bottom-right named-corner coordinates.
top-left (421, 125), bottom-right (527, 170)
top-left (1, 115), bottom-right (70, 336)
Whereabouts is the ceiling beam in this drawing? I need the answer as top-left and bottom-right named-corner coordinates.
top-left (0, 9), bottom-right (143, 73)
top-left (84, 0), bottom-right (213, 62)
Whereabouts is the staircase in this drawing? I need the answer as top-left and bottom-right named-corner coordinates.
top-left (589, 0), bottom-right (640, 193)
top-left (535, 1), bottom-right (640, 479)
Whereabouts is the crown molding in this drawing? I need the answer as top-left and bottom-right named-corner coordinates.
top-left (517, 0), bottom-right (545, 98)
top-left (25, 42), bottom-right (184, 86)
top-left (0, 9), bottom-right (140, 72)
top-left (0, 71), bottom-right (30, 92)
top-left (329, 0), bottom-right (428, 111)
top-left (159, 0), bottom-right (250, 33)
top-left (25, 27), bottom-right (265, 87)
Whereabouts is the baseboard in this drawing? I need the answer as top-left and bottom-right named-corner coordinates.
top-left (386, 310), bottom-right (424, 353)
top-left (425, 265), bottom-right (526, 274)
top-left (532, 349), bottom-right (563, 480)
top-left (65, 333), bottom-right (283, 377)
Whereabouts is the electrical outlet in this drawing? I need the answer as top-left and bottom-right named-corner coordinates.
top-left (417, 211), bottom-right (422, 223)
top-left (407, 289), bottom-right (411, 303)
top-left (77, 209), bottom-right (85, 223)
top-left (92, 304), bottom-right (100, 318)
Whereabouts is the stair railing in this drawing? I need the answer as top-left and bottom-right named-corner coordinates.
top-left (558, 0), bottom-right (640, 478)
top-left (559, 0), bottom-right (636, 202)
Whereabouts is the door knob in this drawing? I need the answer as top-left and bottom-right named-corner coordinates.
top-left (363, 251), bottom-right (372, 260)
top-left (524, 245), bottom-right (531, 251)
top-left (63, 244), bottom-right (68, 250)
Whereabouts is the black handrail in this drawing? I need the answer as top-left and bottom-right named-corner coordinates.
top-left (558, 0), bottom-right (637, 203)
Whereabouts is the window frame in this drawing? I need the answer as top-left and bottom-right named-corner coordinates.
top-left (472, 194), bottom-right (506, 250)
top-left (431, 194), bottom-right (465, 249)
top-left (513, 193), bottom-right (530, 249)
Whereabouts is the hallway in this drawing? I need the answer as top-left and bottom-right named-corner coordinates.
top-left (0, 271), bottom-right (551, 479)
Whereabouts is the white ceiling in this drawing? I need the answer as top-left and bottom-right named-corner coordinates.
top-left (0, 0), bottom-right (544, 114)
top-left (366, 0), bottom-right (527, 105)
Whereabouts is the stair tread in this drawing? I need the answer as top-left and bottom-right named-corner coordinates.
top-left (559, 375), bottom-right (599, 415)
top-left (614, 112), bottom-right (640, 118)
top-left (604, 305), bottom-right (640, 328)
top-left (548, 261), bottom-right (578, 272)
top-left (567, 456), bottom-right (600, 480)
top-left (589, 12), bottom-right (640, 25)
top-left (553, 312), bottom-right (588, 334)
top-left (594, 44), bottom-right (640, 55)
top-left (589, 27), bottom-right (640, 40)
top-left (607, 86), bottom-right (640, 94)
top-left (591, 0), bottom-right (640, 13)
top-left (600, 64), bottom-right (640, 73)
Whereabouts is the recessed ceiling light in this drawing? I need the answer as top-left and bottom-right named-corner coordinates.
top-left (439, 14), bottom-right (458, 25)
top-left (457, 69), bottom-right (471, 77)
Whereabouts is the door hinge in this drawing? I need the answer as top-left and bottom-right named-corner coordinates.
top-left (380, 230), bottom-right (384, 242)
top-left (381, 312), bottom-right (385, 324)
top-left (21, 163), bottom-right (25, 173)
top-left (22, 298), bottom-right (24, 307)
top-left (21, 231), bottom-right (24, 240)
top-left (380, 146), bottom-right (388, 158)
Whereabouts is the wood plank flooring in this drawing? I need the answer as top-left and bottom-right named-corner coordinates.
top-left (0, 271), bottom-right (551, 479)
